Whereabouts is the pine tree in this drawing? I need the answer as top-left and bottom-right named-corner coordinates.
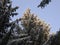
top-left (0, 0), bottom-right (18, 33)
top-left (20, 8), bottom-right (51, 45)
top-left (50, 30), bottom-right (60, 45)
top-left (0, 0), bottom-right (19, 45)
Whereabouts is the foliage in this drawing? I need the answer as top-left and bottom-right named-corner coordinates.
top-left (0, 0), bottom-right (18, 33)
top-left (0, 0), bottom-right (60, 45)
top-left (50, 30), bottom-right (60, 45)
top-left (38, 0), bottom-right (51, 8)
top-left (17, 8), bottom-right (50, 45)
top-left (0, 0), bottom-right (19, 45)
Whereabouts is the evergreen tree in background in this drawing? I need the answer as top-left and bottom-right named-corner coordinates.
top-left (50, 30), bottom-right (60, 45)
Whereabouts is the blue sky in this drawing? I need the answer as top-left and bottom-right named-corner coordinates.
top-left (12, 0), bottom-right (60, 34)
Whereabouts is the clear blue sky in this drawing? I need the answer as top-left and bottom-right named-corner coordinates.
top-left (12, 0), bottom-right (60, 34)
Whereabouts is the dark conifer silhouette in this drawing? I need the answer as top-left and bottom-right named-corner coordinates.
top-left (38, 0), bottom-right (51, 8)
